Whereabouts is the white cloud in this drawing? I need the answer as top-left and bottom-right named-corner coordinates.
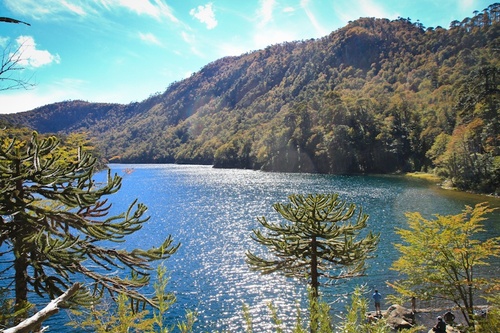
top-left (283, 7), bottom-right (295, 13)
top-left (61, 0), bottom-right (86, 16)
top-left (116, 0), bottom-right (156, 16)
top-left (0, 37), bottom-right (9, 48)
top-left (181, 31), bottom-right (195, 44)
top-left (15, 36), bottom-right (61, 68)
top-left (4, 0), bottom-right (86, 20)
top-left (333, 0), bottom-right (390, 24)
top-left (181, 31), bottom-right (204, 58)
top-left (114, 0), bottom-right (178, 22)
top-left (190, 3), bottom-right (218, 30)
top-left (153, 0), bottom-right (180, 23)
top-left (138, 32), bottom-right (162, 46)
top-left (257, 0), bottom-right (276, 27)
top-left (4, 0), bottom-right (179, 23)
top-left (300, 0), bottom-right (328, 36)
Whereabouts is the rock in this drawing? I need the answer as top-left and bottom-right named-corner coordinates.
top-left (366, 313), bottom-right (380, 323)
top-left (427, 326), bottom-right (460, 333)
top-left (384, 304), bottom-right (415, 330)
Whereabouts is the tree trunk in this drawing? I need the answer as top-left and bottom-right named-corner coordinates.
top-left (311, 236), bottom-right (319, 298)
top-left (310, 236), bottom-right (319, 333)
top-left (14, 237), bottom-right (29, 315)
top-left (13, 167), bottom-right (29, 317)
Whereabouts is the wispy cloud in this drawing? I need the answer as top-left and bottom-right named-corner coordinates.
top-left (15, 36), bottom-right (61, 68)
top-left (4, 0), bottom-right (179, 23)
top-left (257, 0), bottom-right (276, 27)
top-left (61, 0), bottom-right (86, 16)
top-left (300, 0), bottom-right (328, 36)
top-left (109, 0), bottom-right (157, 17)
top-left (190, 3), bottom-right (218, 30)
top-left (4, 0), bottom-right (77, 20)
top-left (0, 37), bottom-right (9, 48)
top-left (138, 32), bottom-right (162, 46)
top-left (181, 31), bottom-right (205, 58)
top-left (181, 31), bottom-right (192, 43)
top-left (111, 0), bottom-right (179, 22)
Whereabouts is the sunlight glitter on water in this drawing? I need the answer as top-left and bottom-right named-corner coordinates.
top-left (90, 164), bottom-right (500, 332)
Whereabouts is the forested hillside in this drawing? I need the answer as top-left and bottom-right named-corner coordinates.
top-left (1, 5), bottom-right (499, 194)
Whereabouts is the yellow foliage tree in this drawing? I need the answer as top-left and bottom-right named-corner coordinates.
top-left (390, 203), bottom-right (500, 327)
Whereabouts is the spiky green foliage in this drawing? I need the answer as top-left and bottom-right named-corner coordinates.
top-left (241, 291), bottom-right (324, 333)
top-left (242, 286), bottom-right (415, 333)
top-left (0, 287), bottom-right (32, 330)
top-left (390, 203), bottom-right (500, 327)
top-left (246, 193), bottom-right (379, 332)
top-left (308, 290), bottom-right (333, 333)
top-left (70, 264), bottom-right (196, 333)
top-left (247, 194), bottom-right (379, 296)
top-left (0, 132), bottom-right (179, 312)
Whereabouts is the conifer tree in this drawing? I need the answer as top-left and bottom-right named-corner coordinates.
top-left (0, 132), bottom-right (179, 314)
top-left (246, 193), bottom-right (379, 299)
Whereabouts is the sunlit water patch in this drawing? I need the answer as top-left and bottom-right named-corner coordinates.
top-left (14, 164), bottom-right (500, 332)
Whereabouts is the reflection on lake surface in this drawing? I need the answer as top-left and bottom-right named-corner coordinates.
top-left (53, 165), bottom-right (500, 332)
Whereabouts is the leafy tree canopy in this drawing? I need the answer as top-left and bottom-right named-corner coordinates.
top-left (390, 202), bottom-right (500, 327)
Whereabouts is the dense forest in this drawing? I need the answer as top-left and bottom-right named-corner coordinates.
top-left (1, 4), bottom-right (499, 194)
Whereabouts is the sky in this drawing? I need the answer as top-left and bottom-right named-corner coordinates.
top-left (0, 0), bottom-right (495, 114)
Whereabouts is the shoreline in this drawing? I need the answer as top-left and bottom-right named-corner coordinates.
top-left (404, 172), bottom-right (499, 199)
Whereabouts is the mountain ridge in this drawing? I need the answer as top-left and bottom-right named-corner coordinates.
top-left (1, 7), bottom-right (499, 193)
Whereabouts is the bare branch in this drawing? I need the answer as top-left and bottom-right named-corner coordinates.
top-left (1, 283), bottom-right (80, 333)
top-left (0, 19), bottom-right (35, 91)
top-left (0, 17), bottom-right (30, 26)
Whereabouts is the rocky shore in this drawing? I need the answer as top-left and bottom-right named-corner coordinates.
top-left (367, 304), bottom-right (476, 333)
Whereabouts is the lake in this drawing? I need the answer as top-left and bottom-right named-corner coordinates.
top-left (49, 164), bottom-right (500, 332)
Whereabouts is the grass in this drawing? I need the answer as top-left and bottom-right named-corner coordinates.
top-left (404, 172), bottom-right (442, 183)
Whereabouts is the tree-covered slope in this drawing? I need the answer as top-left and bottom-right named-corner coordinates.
top-left (1, 5), bottom-right (499, 194)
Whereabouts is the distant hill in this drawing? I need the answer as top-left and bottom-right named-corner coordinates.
top-left (1, 5), bottom-right (499, 194)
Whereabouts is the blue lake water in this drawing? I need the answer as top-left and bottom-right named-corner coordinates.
top-left (43, 165), bottom-right (500, 331)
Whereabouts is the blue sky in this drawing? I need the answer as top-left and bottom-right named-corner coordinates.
top-left (0, 0), bottom-right (495, 114)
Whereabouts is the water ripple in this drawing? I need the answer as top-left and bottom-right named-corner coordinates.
top-left (52, 164), bottom-right (500, 332)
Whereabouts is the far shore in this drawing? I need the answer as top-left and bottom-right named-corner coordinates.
top-left (405, 172), bottom-right (499, 198)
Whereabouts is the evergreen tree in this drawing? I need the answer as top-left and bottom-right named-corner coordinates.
top-left (0, 132), bottom-right (179, 314)
top-left (246, 193), bottom-right (379, 298)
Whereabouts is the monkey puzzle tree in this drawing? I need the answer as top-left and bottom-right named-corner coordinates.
top-left (390, 203), bottom-right (500, 327)
top-left (0, 132), bottom-right (179, 315)
top-left (246, 193), bottom-right (379, 298)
